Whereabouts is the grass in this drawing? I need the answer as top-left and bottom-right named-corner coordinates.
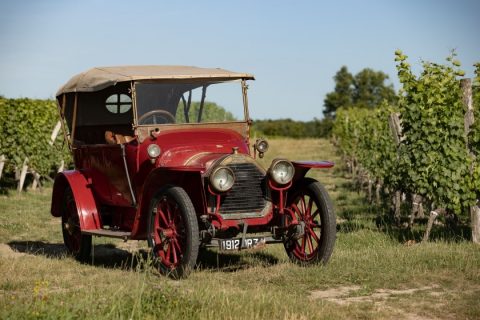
top-left (1, 138), bottom-right (480, 319)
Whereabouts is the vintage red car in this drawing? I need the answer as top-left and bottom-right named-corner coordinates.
top-left (51, 66), bottom-right (336, 277)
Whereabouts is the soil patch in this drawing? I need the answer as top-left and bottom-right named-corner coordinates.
top-left (0, 243), bottom-right (25, 258)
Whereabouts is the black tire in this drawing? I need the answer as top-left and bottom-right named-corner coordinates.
top-left (61, 187), bottom-right (92, 262)
top-left (284, 178), bottom-right (336, 265)
top-left (147, 185), bottom-right (199, 278)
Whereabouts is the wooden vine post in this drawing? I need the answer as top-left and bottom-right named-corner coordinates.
top-left (462, 78), bottom-right (480, 244)
top-left (389, 113), bottom-right (425, 228)
top-left (367, 178), bottom-right (373, 203)
top-left (0, 155), bottom-right (5, 182)
top-left (388, 113), bottom-right (403, 146)
top-left (409, 194), bottom-right (425, 227)
top-left (388, 113), bottom-right (404, 220)
top-left (58, 160), bottom-right (65, 173)
top-left (17, 157), bottom-right (28, 192)
top-left (375, 179), bottom-right (382, 206)
top-left (49, 120), bottom-right (62, 146)
top-left (31, 170), bottom-right (41, 190)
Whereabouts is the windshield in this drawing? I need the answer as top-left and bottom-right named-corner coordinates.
top-left (134, 80), bottom-right (246, 125)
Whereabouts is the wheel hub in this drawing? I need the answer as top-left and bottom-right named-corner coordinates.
top-left (288, 221), bottom-right (305, 240)
top-left (161, 228), bottom-right (175, 238)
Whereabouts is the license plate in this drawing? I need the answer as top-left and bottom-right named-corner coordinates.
top-left (219, 237), bottom-right (266, 251)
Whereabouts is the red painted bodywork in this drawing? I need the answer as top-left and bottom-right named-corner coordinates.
top-left (52, 124), bottom-right (334, 239)
top-left (51, 170), bottom-right (101, 230)
top-left (151, 128), bottom-right (249, 167)
top-left (52, 127), bottom-right (249, 237)
top-left (292, 161), bottom-right (335, 183)
top-left (52, 119), bottom-right (333, 239)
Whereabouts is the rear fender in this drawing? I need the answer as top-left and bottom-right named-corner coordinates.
top-left (291, 161), bottom-right (334, 185)
top-left (51, 171), bottom-right (101, 230)
top-left (131, 167), bottom-right (205, 239)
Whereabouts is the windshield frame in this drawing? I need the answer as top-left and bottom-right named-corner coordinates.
top-left (131, 79), bottom-right (250, 128)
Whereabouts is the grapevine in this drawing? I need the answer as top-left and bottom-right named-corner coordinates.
top-left (333, 50), bottom-right (479, 226)
top-left (395, 50), bottom-right (476, 215)
top-left (0, 97), bottom-right (71, 184)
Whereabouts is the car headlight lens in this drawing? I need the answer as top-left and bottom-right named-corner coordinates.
top-left (255, 138), bottom-right (269, 153)
top-left (210, 166), bottom-right (235, 193)
top-left (270, 159), bottom-right (295, 185)
top-left (147, 144), bottom-right (161, 159)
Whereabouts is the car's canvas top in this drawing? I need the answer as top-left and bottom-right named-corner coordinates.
top-left (56, 65), bottom-right (254, 96)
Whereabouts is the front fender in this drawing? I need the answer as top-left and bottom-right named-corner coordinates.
top-left (292, 161), bottom-right (334, 184)
top-left (131, 166), bottom-right (205, 239)
top-left (51, 170), bottom-right (101, 230)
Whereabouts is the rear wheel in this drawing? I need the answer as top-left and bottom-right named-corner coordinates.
top-left (61, 187), bottom-right (92, 262)
top-left (147, 186), bottom-right (199, 278)
top-left (284, 178), bottom-right (336, 265)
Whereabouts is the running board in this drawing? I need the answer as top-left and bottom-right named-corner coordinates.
top-left (82, 229), bottom-right (131, 240)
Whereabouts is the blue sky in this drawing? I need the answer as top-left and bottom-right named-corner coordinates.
top-left (0, 0), bottom-right (479, 120)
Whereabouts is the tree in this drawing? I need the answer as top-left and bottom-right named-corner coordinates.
top-left (353, 68), bottom-right (397, 109)
top-left (323, 66), bottom-right (354, 118)
top-left (323, 66), bottom-right (397, 118)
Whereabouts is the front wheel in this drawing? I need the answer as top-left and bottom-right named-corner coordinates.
top-left (147, 186), bottom-right (199, 278)
top-left (284, 178), bottom-right (336, 265)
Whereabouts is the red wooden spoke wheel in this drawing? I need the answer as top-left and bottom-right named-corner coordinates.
top-left (61, 188), bottom-right (91, 261)
top-left (284, 178), bottom-right (336, 265)
top-left (148, 186), bottom-right (199, 278)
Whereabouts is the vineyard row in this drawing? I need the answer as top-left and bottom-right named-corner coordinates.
top-left (332, 51), bottom-right (480, 241)
top-left (0, 98), bottom-right (70, 191)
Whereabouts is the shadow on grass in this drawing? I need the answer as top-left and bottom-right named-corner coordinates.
top-left (7, 240), bottom-right (280, 273)
top-left (337, 220), bottom-right (374, 233)
top-left (337, 180), bottom-right (356, 191)
top-left (373, 212), bottom-right (472, 243)
top-left (334, 178), bottom-right (471, 242)
top-left (7, 240), bottom-right (150, 271)
top-left (0, 173), bottom-right (38, 194)
top-left (8, 241), bottom-right (67, 258)
top-left (336, 200), bottom-right (471, 243)
top-left (196, 248), bottom-right (280, 272)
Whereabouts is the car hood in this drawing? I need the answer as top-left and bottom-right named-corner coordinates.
top-left (154, 128), bottom-right (250, 170)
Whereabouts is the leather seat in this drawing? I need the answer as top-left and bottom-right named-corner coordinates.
top-left (105, 131), bottom-right (134, 144)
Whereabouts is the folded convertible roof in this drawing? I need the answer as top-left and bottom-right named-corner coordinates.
top-left (56, 65), bottom-right (255, 96)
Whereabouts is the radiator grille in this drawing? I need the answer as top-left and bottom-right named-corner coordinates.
top-left (218, 163), bottom-right (267, 215)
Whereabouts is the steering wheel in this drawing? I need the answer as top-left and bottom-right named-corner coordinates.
top-left (138, 109), bottom-right (176, 125)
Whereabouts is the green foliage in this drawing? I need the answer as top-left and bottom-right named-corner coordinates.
top-left (323, 66), bottom-right (354, 118)
top-left (333, 51), bottom-right (479, 217)
top-left (358, 103), bottom-right (400, 188)
top-left (0, 97), bottom-right (70, 177)
top-left (252, 118), bottom-right (333, 138)
top-left (332, 107), bottom-right (362, 161)
top-left (332, 104), bottom-right (399, 187)
top-left (175, 101), bottom-right (236, 123)
top-left (324, 66), bottom-right (397, 118)
top-left (353, 69), bottom-right (398, 109)
top-left (395, 50), bottom-right (476, 214)
top-left (174, 101), bottom-right (334, 139)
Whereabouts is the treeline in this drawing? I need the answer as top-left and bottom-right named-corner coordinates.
top-left (333, 51), bottom-right (480, 241)
top-left (251, 66), bottom-right (398, 139)
top-left (176, 101), bottom-right (236, 123)
top-left (251, 118), bottom-right (333, 138)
